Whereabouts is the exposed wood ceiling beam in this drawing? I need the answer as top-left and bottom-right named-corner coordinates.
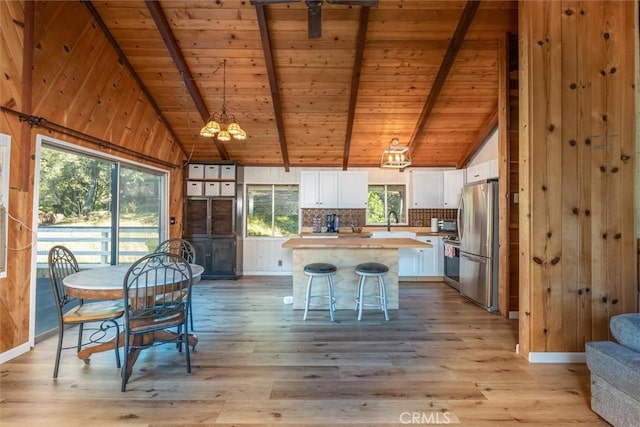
top-left (83, 1), bottom-right (188, 159)
top-left (342, 6), bottom-right (370, 171)
top-left (255, 5), bottom-right (290, 172)
top-left (144, 0), bottom-right (229, 160)
top-left (456, 108), bottom-right (498, 168)
top-left (408, 0), bottom-right (481, 155)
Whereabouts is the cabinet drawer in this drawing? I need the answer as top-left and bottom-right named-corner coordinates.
top-left (220, 165), bottom-right (236, 179)
top-left (204, 182), bottom-right (220, 196)
top-left (188, 164), bottom-right (204, 179)
top-left (204, 165), bottom-right (220, 179)
top-left (186, 181), bottom-right (203, 196)
top-left (220, 182), bottom-right (236, 196)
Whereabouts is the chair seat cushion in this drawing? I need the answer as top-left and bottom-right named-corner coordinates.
top-left (610, 313), bottom-right (640, 352)
top-left (304, 263), bottom-right (337, 274)
top-left (63, 300), bottom-right (124, 323)
top-left (355, 262), bottom-right (389, 274)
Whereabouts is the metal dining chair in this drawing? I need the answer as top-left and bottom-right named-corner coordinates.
top-left (153, 238), bottom-right (197, 330)
top-left (121, 252), bottom-right (193, 392)
top-left (48, 245), bottom-right (124, 378)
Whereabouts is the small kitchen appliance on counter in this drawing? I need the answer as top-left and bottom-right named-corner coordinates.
top-left (325, 213), bottom-right (339, 233)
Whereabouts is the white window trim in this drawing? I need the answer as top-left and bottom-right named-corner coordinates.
top-left (0, 133), bottom-right (11, 279)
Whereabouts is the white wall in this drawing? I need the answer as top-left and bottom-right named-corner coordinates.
top-left (467, 127), bottom-right (499, 166)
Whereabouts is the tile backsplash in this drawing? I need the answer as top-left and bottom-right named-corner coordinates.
top-left (408, 208), bottom-right (457, 226)
top-left (302, 208), bottom-right (457, 228)
top-left (301, 209), bottom-right (366, 228)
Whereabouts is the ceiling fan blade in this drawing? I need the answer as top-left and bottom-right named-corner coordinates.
top-left (326, 0), bottom-right (379, 6)
top-left (250, 0), bottom-right (300, 5)
top-left (307, 1), bottom-right (322, 38)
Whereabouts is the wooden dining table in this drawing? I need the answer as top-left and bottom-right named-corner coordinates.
top-left (62, 263), bottom-right (204, 376)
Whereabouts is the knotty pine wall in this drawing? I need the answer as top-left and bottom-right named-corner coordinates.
top-left (0, 1), bottom-right (186, 356)
top-left (519, 1), bottom-right (638, 357)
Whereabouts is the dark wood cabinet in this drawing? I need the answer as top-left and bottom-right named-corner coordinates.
top-left (183, 162), bottom-right (242, 279)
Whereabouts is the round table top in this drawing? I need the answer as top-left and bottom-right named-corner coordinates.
top-left (63, 263), bottom-right (204, 300)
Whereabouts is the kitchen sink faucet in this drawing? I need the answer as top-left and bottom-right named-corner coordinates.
top-left (387, 210), bottom-right (399, 231)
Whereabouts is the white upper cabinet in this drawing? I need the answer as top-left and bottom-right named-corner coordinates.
top-left (410, 170), bottom-right (444, 208)
top-left (300, 171), bottom-right (338, 208)
top-left (465, 161), bottom-right (492, 184)
top-left (338, 171), bottom-right (368, 208)
top-left (443, 169), bottom-right (466, 209)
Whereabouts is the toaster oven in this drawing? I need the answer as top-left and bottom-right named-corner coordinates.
top-left (438, 220), bottom-right (457, 232)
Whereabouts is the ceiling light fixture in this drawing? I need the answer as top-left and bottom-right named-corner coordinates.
top-left (200, 59), bottom-right (246, 141)
top-left (381, 137), bottom-right (412, 169)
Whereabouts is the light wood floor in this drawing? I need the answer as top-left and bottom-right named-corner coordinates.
top-left (1, 277), bottom-right (606, 426)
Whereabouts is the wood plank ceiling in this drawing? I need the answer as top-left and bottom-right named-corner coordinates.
top-left (88, 0), bottom-right (517, 169)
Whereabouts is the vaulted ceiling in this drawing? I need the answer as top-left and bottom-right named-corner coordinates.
top-left (87, 0), bottom-right (518, 170)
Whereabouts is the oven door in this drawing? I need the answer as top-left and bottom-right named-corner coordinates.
top-left (443, 241), bottom-right (460, 290)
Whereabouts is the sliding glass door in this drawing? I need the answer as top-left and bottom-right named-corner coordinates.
top-left (36, 142), bottom-right (166, 337)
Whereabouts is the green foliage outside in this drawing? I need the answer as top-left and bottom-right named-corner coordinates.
top-left (246, 185), bottom-right (298, 236)
top-left (367, 185), bottom-right (406, 224)
top-left (39, 147), bottom-right (160, 226)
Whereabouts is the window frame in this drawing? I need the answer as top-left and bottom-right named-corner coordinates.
top-left (245, 184), bottom-right (299, 238)
top-left (0, 133), bottom-right (10, 278)
top-left (366, 183), bottom-right (407, 226)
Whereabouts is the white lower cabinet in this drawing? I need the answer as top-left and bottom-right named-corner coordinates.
top-left (418, 236), bottom-right (442, 277)
top-left (399, 247), bottom-right (421, 276)
top-left (398, 237), bottom-right (443, 278)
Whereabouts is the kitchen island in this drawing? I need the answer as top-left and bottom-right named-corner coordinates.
top-left (282, 237), bottom-right (431, 311)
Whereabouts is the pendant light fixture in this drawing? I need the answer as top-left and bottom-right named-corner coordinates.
top-left (380, 137), bottom-right (412, 169)
top-left (200, 59), bottom-right (246, 141)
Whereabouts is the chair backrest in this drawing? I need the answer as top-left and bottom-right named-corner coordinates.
top-left (154, 238), bottom-right (195, 264)
top-left (123, 252), bottom-right (193, 328)
top-left (48, 245), bottom-right (80, 319)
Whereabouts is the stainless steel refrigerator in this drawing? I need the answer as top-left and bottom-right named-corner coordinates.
top-left (457, 180), bottom-right (498, 311)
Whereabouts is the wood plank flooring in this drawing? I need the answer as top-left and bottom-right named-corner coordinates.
top-left (0, 277), bottom-right (606, 426)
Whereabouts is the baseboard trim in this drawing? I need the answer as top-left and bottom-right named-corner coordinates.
top-left (241, 271), bottom-right (292, 276)
top-left (1, 342), bottom-right (31, 364)
top-left (528, 351), bottom-right (586, 363)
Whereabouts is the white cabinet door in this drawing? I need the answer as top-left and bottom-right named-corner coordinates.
top-left (300, 171), bottom-right (321, 208)
top-left (338, 171), bottom-right (368, 208)
top-left (411, 170), bottom-right (444, 208)
top-left (443, 169), bottom-right (465, 209)
top-left (466, 161), bottom-right (491, 184)
top-left (399, 247), bottom-right (421, 276)
top-left (300, 171), bottom-right (338, 208)
top-left (417, 236), bottom-right (442, 276)
top-left (317, 171), bottom-right (338, 208)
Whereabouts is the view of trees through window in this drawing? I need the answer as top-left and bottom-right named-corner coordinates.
top-left (367, 184), bottom-right (406, 224)
top-left (246, 185), bottom-right (299, 236)
top-left (38, 145), bottom-right (163, 265)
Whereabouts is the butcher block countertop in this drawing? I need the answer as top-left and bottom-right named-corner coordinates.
top-left (282, 237), bottom-right (431, 249)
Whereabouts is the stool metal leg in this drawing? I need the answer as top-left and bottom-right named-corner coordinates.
top-left (357, 275), bottom-right (366, 321)
top-left (303, 274), bottom-right (313, 321)
top-left (378, 275), bottom-right (389, 321)
top-left (327, 275), bottom-right (335, 322)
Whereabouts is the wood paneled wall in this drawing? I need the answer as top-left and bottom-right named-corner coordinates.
top-left (0, 1), bottom-right (186, 355)
top-left (519, 0), bottom-right (637, 356)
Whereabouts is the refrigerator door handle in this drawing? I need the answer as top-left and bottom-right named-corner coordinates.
top-left (460, 252), bottom-right (487, 264)
top-left (457, 197), bottom-right (464, 241)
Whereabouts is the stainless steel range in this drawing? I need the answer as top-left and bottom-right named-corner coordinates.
top-left (442, 235), bottom-right (460, 290)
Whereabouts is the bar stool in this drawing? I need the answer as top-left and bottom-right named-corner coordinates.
top-left (354, 262), bottom-right (390, 321)
top-left (303, 262), bottom-right (337, 321)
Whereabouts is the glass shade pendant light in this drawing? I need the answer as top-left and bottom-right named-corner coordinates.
top-left (199, 59), bottom-right (246, 141)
